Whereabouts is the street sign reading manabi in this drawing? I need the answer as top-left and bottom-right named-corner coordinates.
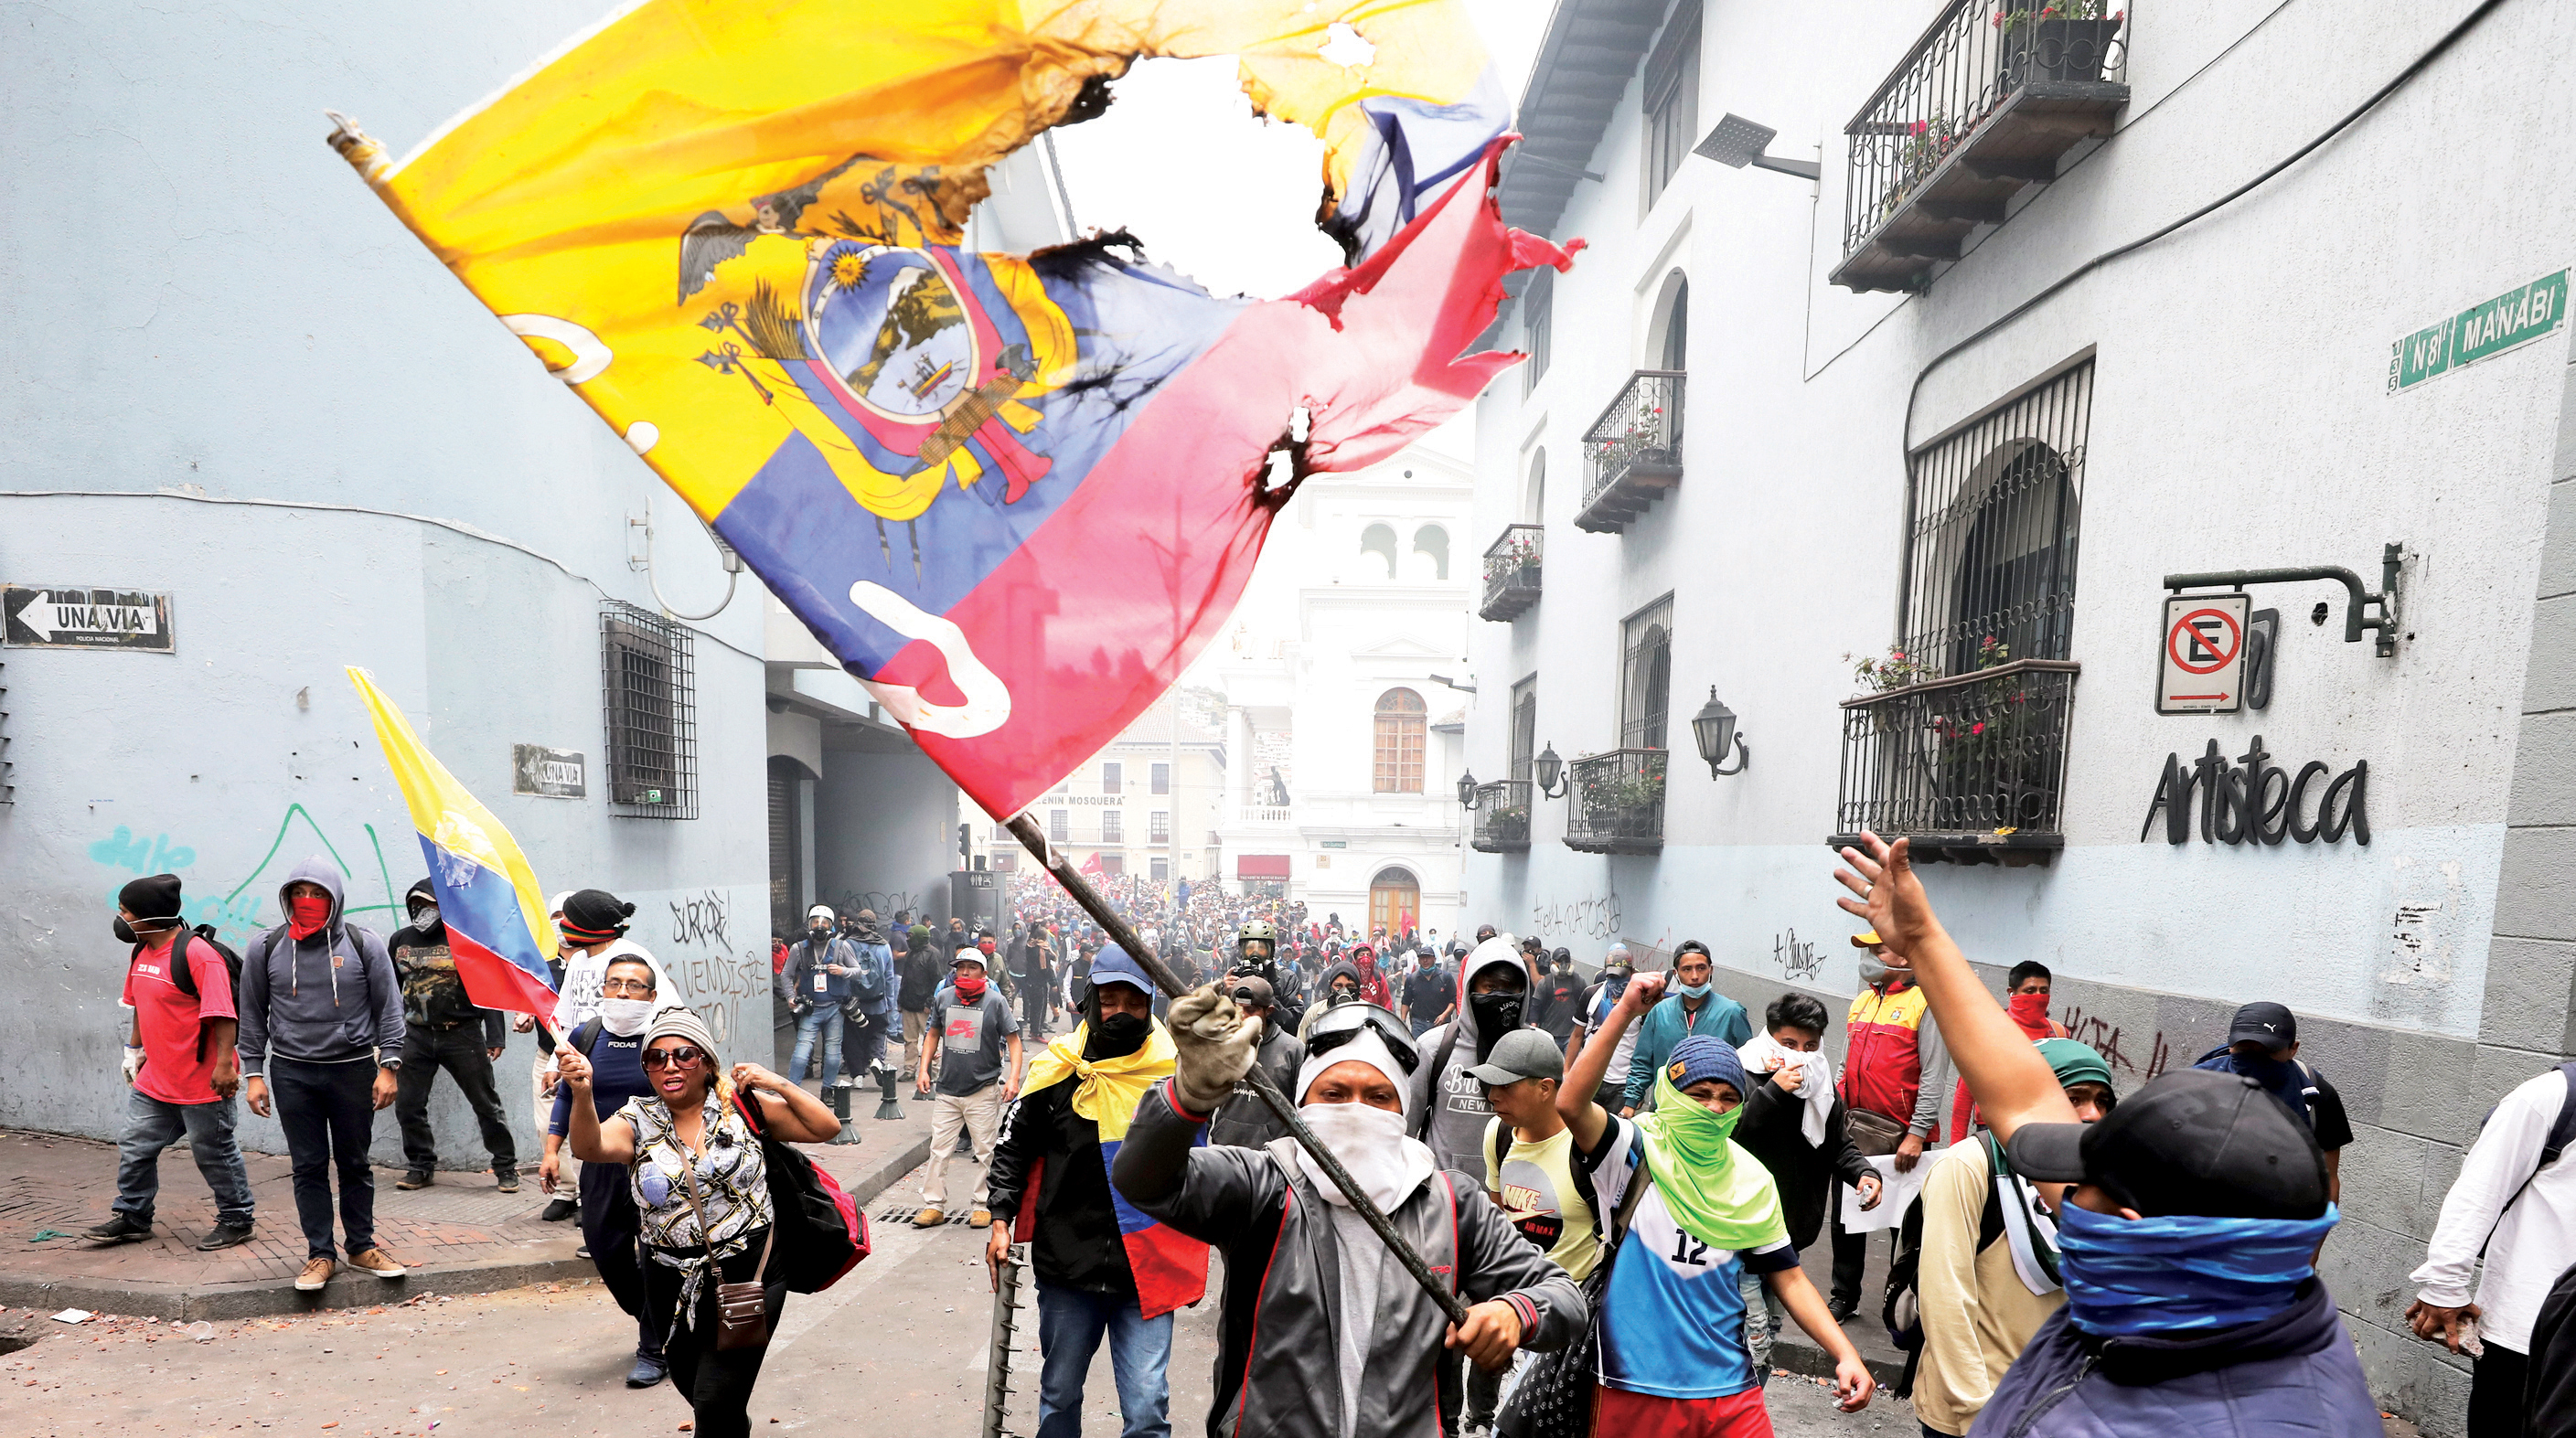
top-left (3, 585), bottom-right (174, 652)
top-left (511, 745), bottom-right (586, 798)
top-left (2158, 593), bottom-right (2250, 716)
top-left (2389, 270), bottom-right (2568, 393)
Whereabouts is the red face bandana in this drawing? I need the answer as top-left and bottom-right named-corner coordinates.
top-left (287, 894), bottom-right (333, 942)
top-left (2008, 991), bottom-right (2052, 1039)
top-left (954, 973), bottom-right (988, 1003)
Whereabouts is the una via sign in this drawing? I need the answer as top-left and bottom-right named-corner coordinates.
top-left (3, 585), bottom-right (175, 652)
top-left (2389, 269), bottom-right (2568, 393)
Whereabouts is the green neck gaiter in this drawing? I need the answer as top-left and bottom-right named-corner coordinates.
top-left (1631, 1068), bottom-right (1790, 1253)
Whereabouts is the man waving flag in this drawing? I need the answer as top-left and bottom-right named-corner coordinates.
top-left (347, 667), bottom-right (561, 1026)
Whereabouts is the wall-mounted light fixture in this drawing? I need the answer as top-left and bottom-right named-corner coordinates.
top-left (1691, 688), bottom-right (1750, 777)
top-left (1456, 771), bottom-right (1480, 809)
top-left (1533, 743), bottom-right (1569, 799)
top-left (1693, 112), bottom-right (1821, 181)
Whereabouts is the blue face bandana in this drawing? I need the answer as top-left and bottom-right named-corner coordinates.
top-left (2056, 1201), bottom-right (2338, 1336)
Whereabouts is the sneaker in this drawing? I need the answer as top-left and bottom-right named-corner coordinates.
top-left (347, 1247), bottom-right (407, 1280)
top-left (82, 1213), bottom-right (152, 1244)
top-left (540, 1198), bottom-right (577, 1222)
top-left (294, 1256), bottom-right (336, 1292)
top-left (196, 1223), bottom-right (255, 1252)
top-left (495, 1168), bottom-right (520, 1194)
top-left (575, 1244), bottom-right (592, 1260)
top-left (395, 1170), bottom-right (434, 1190)
top-left (1825, 1296), bottom-right (1859, 1325)
top-left (913, 1207), bottom-right (946, 1229)
top-left (625, 1355), bottom-right (668, 1389)
top-left (968, 1209), bottom-right (992, 1228)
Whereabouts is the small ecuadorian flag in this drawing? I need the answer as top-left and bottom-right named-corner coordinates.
top-left (1016, 1023), bottom-right (1209, 1319)
top-left (348, 667), bottom-right (561, 1023)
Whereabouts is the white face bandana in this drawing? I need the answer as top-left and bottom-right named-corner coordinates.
top-left (1295, 1101), bottom-right (1436, 1212)
top-left (1738, 1031), bottom-right (1836, 1147)
top-left (598, 996), bottom-right (658, 1037)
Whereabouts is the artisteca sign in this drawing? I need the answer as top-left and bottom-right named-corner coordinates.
top-left (2141, 736), bottom-right (2367, 847)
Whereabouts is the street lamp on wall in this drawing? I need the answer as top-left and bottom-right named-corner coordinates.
top-left (1457, 771), bottom-right (1480, 809)
top-left (1533, 742), bottom-right (1568, 799)
top-left (1691, 688), bottom-right (1750, 777)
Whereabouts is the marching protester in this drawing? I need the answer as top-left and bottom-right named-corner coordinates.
top-left (389, 877), bottom-right (518, 1193)
top-left (2409, 1058), bottom-right (2576, 1437)
top-left (987, 949), bottom-right (1206, 1438)
top-left (1531, 948), bottom-right (1583, 1046)
top-left (531, 890), bottom-right (577, 1217)
top-left (1112, 994), bottom-right (1587, 1437)
top-left (1297, 957), bottom-right (1366, 1038)
top-left (1833, 832), bottom-right (2379, 1437)
top-left (1205, 975), bottom-right (1300, 1150)
top-left (1560, 972), bottom-right (1876, 1430)
top-left (1619, 940), bottom-right (1752, 1114)
top-left (542, 889), bottom-right (673, 1221)
top-left (778, 905), bottom-right (855, 1085)
top-left (237, 859), bottom-right (409, 1291)
top-left (914, 944), bottom-right (1024, 1227)
top-left (91, 873), bottom-right (256, 1250)
top-left (1831, 927), bottom-right (1950, 1323)
top-left (2193, 1001), bottom-right (2353, 1203)
top-left (899, 911), bottom-right (946, 1078)
top-left (839, 910), bottom-right (895, 1081)
top-left (1460, 1028), bottom-right (1596, 1436)
top-left (545, 953), bottom-right (672, 1388)
top-left (1570, 944), bottom-right (1639, 1109)
top-left (560, 1005), bottom-right (839, 1437)
top-left (1010, 921), bottom-right (1058, 1042)
top-left (1948, 960), bottom-right (2068, 1140)
top-left (1410, 935), bottom-right (1538, 1173)
top-left (1351, 944), bottom-right (1393, 1009)
top-left (1402, 947), bottom-right (1454, 1038)
top-left (1732, 993), bottom-right (1884, 1377)
top-left (1913, 1038), bottom-right (2115, 1438)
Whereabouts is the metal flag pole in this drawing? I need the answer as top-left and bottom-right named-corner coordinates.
top-left (1002, 814), bottom-right (1470, 1326)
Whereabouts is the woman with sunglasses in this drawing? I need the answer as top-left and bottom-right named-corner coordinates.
top-left (561, 1006), bottom-right (838, 1437)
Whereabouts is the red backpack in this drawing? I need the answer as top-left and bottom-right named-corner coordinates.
top-left (734, 1092), bottom-right (869, 1292)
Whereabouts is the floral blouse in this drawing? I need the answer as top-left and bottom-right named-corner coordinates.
top-left (618, 1092), bottom-right (773, 1251)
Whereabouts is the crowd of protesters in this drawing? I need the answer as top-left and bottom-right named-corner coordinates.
top-left (97, 842), bottom-right (2576, 1438)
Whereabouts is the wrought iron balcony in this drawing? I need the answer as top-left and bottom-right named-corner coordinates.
top-left (1470, 780), bottom-right (1533, 853)
top-left (1831, 658), bottom-right (2079, 865)
top-left (1576, 370), bottom-right (1683, 535)
top-left (1564, 749), bottom-right (1665, 855)
top-left (1832, 1), bottom-right (2130, 293)
top-left (1480, 525), bottom-right (1544, 622)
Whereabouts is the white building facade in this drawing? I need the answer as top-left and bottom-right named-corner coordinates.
top-left (1212, 449), bottom-right (1474, 938)
top-left (1462, 2), bottom-right (2576, 1429)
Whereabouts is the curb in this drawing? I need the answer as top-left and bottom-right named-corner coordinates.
top-left (1771, 1330), bottom-right (1908, 1390)
top-left (0, 1133), bottom-right (934, 1324)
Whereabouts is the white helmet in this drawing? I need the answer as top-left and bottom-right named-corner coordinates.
top-left (807, 904), bottom-right (835, 924)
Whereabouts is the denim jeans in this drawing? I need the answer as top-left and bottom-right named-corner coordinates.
top-left (113, 1087), bottom-right (255, 1230)
top-left (1034, 1280), bottom-right (1173, 1438)
top-left (394, 1025), bottom-right (517, 1173)
top-left (789, 1005), bottom-right (841, 1081)
top-left (269, 1056), bottom-right (379, 1259)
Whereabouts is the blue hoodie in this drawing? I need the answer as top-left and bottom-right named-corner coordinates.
top-left (234, 856), bottom-right (406, 1076)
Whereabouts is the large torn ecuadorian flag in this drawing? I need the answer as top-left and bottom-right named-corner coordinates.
top-left (1013, 1023), bottom-right (1208, 1318)
top-left (330, 0), bottom-right (1575, 819)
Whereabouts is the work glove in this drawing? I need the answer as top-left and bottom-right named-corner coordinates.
top-left (123, 1047), bottom-right (147, 1085)
top-left (1166, 984), bottom-right (1262, 1115)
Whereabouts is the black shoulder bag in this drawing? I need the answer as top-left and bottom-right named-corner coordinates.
top-left (1495, 1137), bottom-right (1655, 1438)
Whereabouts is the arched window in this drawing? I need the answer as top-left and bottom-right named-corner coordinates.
top-left (1949, 441), bottom-right (2078, 672)
top-left (1360, 523), bottom-right (1398, 580)
top-left (1369, 867), bottom-right (1423, 937)
top-left (1372, 687), bottom-right (1427, 794)
top-left (1660, 277), bottom-right (1689, 370)
top-left (1411, 525), bottom-right (1449, 581)
top-left (1523, 451), bottom-right (1546, 524)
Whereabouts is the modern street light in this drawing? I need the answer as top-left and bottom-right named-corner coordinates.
top-left (1533, 742), bottom-right (1568, 799)
top-left (1693, 112), bottom-right (1822, 181)
top-left (1691, 687), bottom-right (1750, 777)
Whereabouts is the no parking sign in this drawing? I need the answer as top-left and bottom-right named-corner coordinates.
top-left (2158, 594), bottom-right (2249, 715)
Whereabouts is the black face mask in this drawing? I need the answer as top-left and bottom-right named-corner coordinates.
top-left (113, 917), bottom-right (140, 944)
top-left (1328, 985), bottom-right (1359, 1006)
top-left (1470, 992), bottom-right (1524, 1059)
top-left (1085, 1011), bottom-right (1151, 1061)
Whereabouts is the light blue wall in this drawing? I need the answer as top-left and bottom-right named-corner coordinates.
top-left (2, 2), bottom-right (772, 1161)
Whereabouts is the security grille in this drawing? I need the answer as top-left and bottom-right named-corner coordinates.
top-left (1898, 358), bottom-right (2091, 677)
top-left (601, 601), bottom-right (699, 818)
top-left (1619, 597), bottom-right (1673, 751)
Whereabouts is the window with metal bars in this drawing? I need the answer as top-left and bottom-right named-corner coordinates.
top-left (1619, 597), bottom-right (1673, 750)
top-left (1523, 269), bottom-right (1553, 392)
top-left (1899, 357), bottom-right (2091, 676)
top-left (1641, 0), bottom-right (1701, 212)
top-left (1102, 809), bottom-right (1124, 845)
top-left (600, 601), bottom-right (699, 818)
top-left (1510, 676), bottom-right (1537, 785)
top-left (767, 757), bottom-right (801, 938)
top-left (1373, 687), bottom-right (1427, 793)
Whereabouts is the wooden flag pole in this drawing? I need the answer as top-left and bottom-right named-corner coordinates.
top-left (1002, 815), bottom-right (1470, 1326)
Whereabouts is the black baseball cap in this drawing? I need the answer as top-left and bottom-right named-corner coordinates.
top-left (2227, 1001), bottom-right (2298, 1050)
top-left (2006, 1068), bottom-right (2329, 1220)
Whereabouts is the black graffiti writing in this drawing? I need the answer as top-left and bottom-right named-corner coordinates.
top-left (1529, 892), bottom-right (1622, 944)
top-left (835, 889), bottom-right (921, 921)
top-left (1772, 929), bottom-right (1822, 982)
top-left (668, 889), bottom-right (733, 952)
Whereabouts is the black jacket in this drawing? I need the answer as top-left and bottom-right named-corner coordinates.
top-left (1206, 1022), bottom-right (1303, 1149)
top-left (897, 943), bottom-right (945, 1012)
top-left (1733, 1074), bottom-right (1874, 1250)
top-left (987, 1077), bottom-right (1132, 1295)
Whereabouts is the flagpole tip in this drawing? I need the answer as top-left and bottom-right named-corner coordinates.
top-left (325, 111), bottom-right (391, 185)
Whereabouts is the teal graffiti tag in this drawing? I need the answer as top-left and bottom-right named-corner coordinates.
top-left (91, 805), bottom-right (403, 947)
top-left (89, 827), bottom-right (197, 875)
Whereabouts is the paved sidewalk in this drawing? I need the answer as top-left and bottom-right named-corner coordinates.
top-left (0, 1078), bottom-right (934, 1321)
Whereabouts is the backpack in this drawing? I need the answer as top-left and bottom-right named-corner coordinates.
top-left (734, 1090), bottom-right (870, 1293)
top-left (848, 944), bottom-right (889, 1007)
top-left (1488, 1120), bottom-right (1602, 1256)
top-left (136, 927), bottom-right (245, 1063)
top-left (2478, 1061), bottom-right (2576, 1254)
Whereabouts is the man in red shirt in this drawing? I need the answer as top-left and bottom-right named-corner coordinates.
top-left (87, 874), bottom-right (256, 1250)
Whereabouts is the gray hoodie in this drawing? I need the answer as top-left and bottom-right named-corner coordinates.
top-left (1406, 941), bottom-right (1538, 1173)
top-left (235, 857), bottom-right (406, 1077)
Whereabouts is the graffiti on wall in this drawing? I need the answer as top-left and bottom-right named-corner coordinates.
top-left (1771, 929), bottom-right (1823, 983)
top-left (89, 804), bottom-right (402, 946)
top-left (658, 888), bottom-right (764, 1046)
top-left (2056, 1003), bottom-right (2177, 1084)
top-left (1529, 891), bottom-right (1622, 943)
top-left (834, 889), bottom-right (922, 921)
top-left (668, 889), bottom-right (735, 953)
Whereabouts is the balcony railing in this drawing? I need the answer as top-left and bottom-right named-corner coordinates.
top-left (1231, 804), bottom-right (1293, 826)
top-left (1576, 371), bottom-right (1684, 535)
top-left (1480, 525), bottom-right (1544, 622)
top-left (1832, 1), bottom-right (2130, 293)
top-left (1565, 749), bottom-right (1665, 855)
top-left (1831, 658), bottom-right (2079, 865)
top-left (1470, 780), bottom-right (1533, 853)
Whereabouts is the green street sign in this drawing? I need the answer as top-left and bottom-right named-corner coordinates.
top-left (2389, 270), bottom-right (2568, 393)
